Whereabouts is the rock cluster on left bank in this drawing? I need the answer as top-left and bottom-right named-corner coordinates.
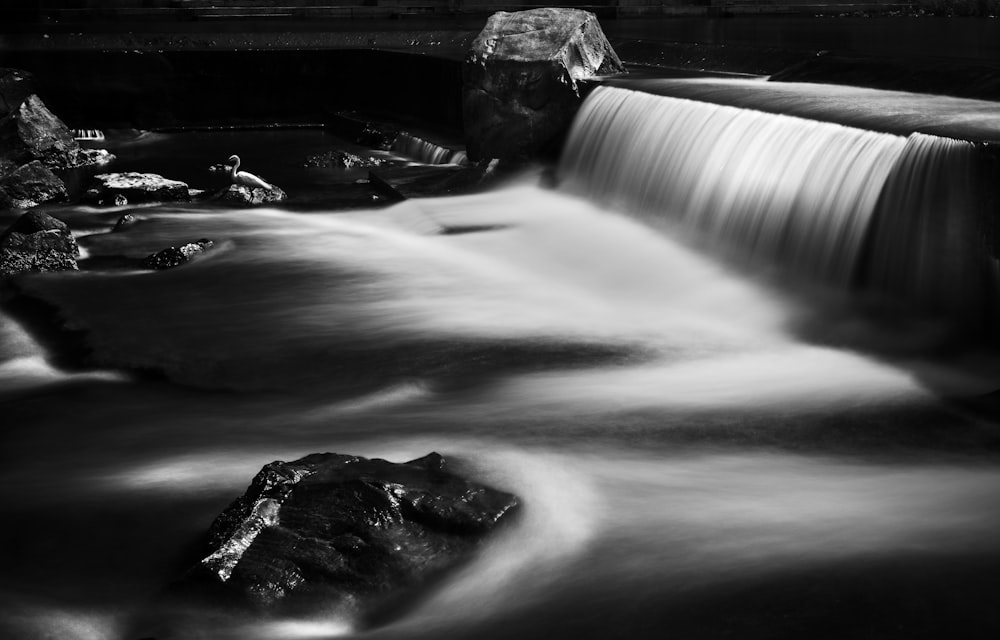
top-left (1, 67), bottom-right (114, 209)
top-left (0, 210), bottom-right (79, 276)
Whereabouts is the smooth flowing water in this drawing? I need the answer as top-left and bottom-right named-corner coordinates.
top-left (2, 93), bottom-right (1000, 640)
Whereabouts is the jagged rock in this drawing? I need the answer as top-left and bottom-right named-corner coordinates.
top-left (71, 147), bottom-right (115, 169)
top-left (84, 172), bottom-right (190, 205)
top-left (463, 8), bottom-right (625, 161)
top-left (0, 210), bottom-right (79, 276)
top-left (1, 70), bottom-right (114, 171)
top-left (142, 239), bottom-right (214, 270)
top-left (184, 452), bottom-right (517, 618)
top-left (0, 94), bottom-right (80, 168)
top-left (218, 183), bottom-right (287, 206)
top-left (0, 160), bottom-right (67, 209)
top-left (111, 213), bottom-right (136, 232)
top-left (304, 150), bottom-right (387, 169)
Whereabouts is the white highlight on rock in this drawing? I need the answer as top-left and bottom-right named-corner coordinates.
top-left (202, 497), bottom-right (281, 582)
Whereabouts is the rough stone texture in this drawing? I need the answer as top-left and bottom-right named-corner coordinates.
top-left (219, 183), bottom-right (288, 206)
top-left (0, 94), bottom-right (80, 169)
top-left (112, 213), bottom-right (137, 232)
top-left (192, 452), bottom-right (518, 616)
top-left (304, 149), bottom-right (387, 169)
top-left (72, 147), bottom-right (116, 169)
top-left (84, 172), bottom-right (190, 205)
top-left (142, 239), bottom-right (214, 270)
top-left (0, 160), bottom-right (67, 209)
top-left (463, 8), bottom-right (625, 161)
top-left (0, 210), bottom-right (79, 276)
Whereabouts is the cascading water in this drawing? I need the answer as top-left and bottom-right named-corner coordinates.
top-left (557, 85), bottom-right (999, 327)
top-left (867, 133), bottom-right (998, 324)
top-left (392, 132), bottom-right (468, 165)
top-left (4, 93), bottom-right (1000, 640)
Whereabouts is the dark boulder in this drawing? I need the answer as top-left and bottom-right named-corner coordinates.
top-left (0, 210), bottom-right (79, 276)
top-left (188, 452), bottom-right (517, 618)
top-left (218, 183), bottom-right (287, 206)
top-left (1, 70), bottom-right (115, 171)
top-left (84, 172), bottom-right (190, 205)
top-left (0, 160), bottom-right (67, 209)
top-left (0, 94), bottom-right (80, 169)
top-left (463, 8), bottom-right (625, 161)
top-left (142, 239), bottom-right (214, 270)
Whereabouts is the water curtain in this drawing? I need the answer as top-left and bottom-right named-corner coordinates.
top-left (558, 86), bottom-right (998, 325)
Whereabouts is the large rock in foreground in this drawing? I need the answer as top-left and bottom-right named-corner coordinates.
top-left (190, 452), bottom-right (518, 620)
top-left (463, 8), bottom-right (625, 161)
top-left (0, 210), bottom-right (79, 276)
top-left (0, 160), bottom-right (67, 209)
top-left (84, 172), bottom-right (190, 205)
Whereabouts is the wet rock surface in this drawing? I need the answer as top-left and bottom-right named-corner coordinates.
top-left (463, 8), bottom-right (625, 161)
top-left (111, 212), bottom-right (136, 232)
top-left (84, 172), bottom-right (190, 205)
top-left (0, 160), bottom-right (67, 209)
top-left (142, 239), bottom-right (213, 270)
top-left (0, 210), bottom-right (79, 276)
top-left (1, 94), bottom-right (79, 168)
top-left (304, 149), bottom-right (387, 169)
top-left (179, 452), bottom-right (518, 621)
top-left (218, 183), bottom-right (287, 206)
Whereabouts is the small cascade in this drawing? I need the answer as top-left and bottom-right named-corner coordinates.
top-left (558, 86), bottom-right (908, 286)
top-left (72, 128), bottom-right (105, 141)
top-left (558, 85), bottom-right (1000, 330)
top-left (392, 132), bottom-right (468, 165)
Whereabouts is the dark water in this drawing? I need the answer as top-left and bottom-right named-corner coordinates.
top-left (606, 16), bottom-right (1000, 62)
top-left (3, 107), bottom-right (1000, 639)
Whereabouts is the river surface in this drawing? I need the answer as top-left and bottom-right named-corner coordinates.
top-left (2, 120), bottom-right (1000, 640)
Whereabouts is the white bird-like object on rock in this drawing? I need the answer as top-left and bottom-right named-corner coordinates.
top-left (227, 154), bottom-right (273, 190)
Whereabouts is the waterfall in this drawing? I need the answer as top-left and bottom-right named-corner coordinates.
top-left (865, 133), bottom-right (997, 324)
top-left (558, 85), bottom-right (999, 326)
top-left (72, 128), bottom-right (105, 141)
top-left (392, 132), bottom-right (468, 165)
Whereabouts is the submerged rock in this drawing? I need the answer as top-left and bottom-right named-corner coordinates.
top-left (111, 212), bottom-right (137, 232)
top-left (188, 452), bottom-right (517, 619)
top-left (0, 210), bottom-right (79, 276)
top-left (218, 183), bottom-right (287, 206)
top-left (0, 160), bottom-right (67, 209)
top-left (84, 172), bottom-right (190, 205)
top-left (463, 8), bottom-right (625, 161)
top-left (142, 239), bottom-right (213, 270)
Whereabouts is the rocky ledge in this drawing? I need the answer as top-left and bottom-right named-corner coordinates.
top-left (1, 68), bottom-right (116, 210)
top-left (83, 172), bottom-right (191, 205)
top-left (0, 210), bottom-right (79, 277)
top-left (174, 452), bottom-right (518, 625)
